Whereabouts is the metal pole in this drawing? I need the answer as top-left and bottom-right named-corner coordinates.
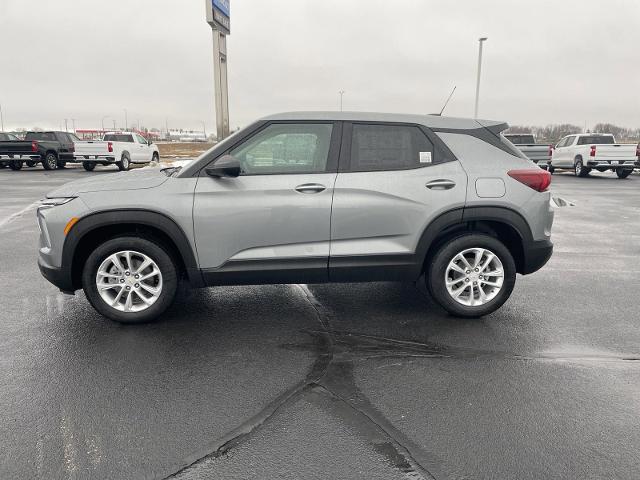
top-left (339, 91), bottom-right (345, 112)
top-left (64, 119), bottom-right (68, 132)
top-left (474, 37), bottom-right (488, 119)
top-left (71, 119), bottom-right (76, 132)
top-left (0, 103), bottom-right (4, 131)
top-left (212, 30), bottom-right (230, 140)
top-left (124, 109), bottom-right (128, 131)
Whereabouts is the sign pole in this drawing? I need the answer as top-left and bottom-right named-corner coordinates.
top-left (212, 30), bottom-right (230, 141)
top-left (206, 0), bottom-right (231, 141)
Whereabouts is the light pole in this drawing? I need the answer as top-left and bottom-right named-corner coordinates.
top-left (101, 115), bottom-right (110, 132)
top-left (474, 37), bottom-right (488, 119)
top-left (71, 118), bottom-right (76, 132)
top-left (201, 121), bottom-right (206, 139)
top-left (338, 90), bottom-right (345, 112)
top-left (0, 103), bottom-right (4, 131)
top-left (124, 109), bottom-right (128, 131)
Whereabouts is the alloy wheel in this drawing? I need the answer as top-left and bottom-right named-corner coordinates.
top-left (445, 248), bottom-right (504, 307)
top-left (96, 250), bottom-right (163, 313)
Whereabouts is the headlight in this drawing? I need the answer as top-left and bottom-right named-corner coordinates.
top-left (39, 197), bottom-right (76, 208)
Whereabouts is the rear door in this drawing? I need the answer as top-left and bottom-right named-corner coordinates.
top-left (329, 122), bottom-right (467, 281)
top-left (193, 121), bottom-right (341, 283)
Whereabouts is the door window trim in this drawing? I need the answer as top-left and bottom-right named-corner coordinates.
top-left (201, 120), bottom-right (343, 177)
top-left (338, 121), bottom-right (457, 173)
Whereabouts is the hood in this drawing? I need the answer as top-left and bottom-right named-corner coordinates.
top-left (46, 168), bottom-right (169, 198)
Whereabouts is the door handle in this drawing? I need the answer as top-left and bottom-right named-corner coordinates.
top-left (426, 179), bottom-right (456, 190)
top-left (295, 183), bottom-right (326, 194)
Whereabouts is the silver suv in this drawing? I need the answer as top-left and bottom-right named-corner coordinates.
top-left (37, 112), bottom-right (554, 323)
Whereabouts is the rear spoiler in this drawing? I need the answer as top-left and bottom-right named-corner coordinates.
top-left (475, 119), bottom-right (509, 135)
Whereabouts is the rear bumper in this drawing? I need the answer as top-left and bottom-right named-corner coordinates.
top-left (587, 160), bottom-right (639, 169)
top-left (38, 257), bottom-right (75, 293)
top-left (522, 239), bottom-right (553, 275)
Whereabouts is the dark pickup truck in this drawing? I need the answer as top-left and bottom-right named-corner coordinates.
top-left (0, 131), bottom-right (77, 170)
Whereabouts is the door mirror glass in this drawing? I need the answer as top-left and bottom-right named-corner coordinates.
top-left (205, 154), bottom-right (241, 178)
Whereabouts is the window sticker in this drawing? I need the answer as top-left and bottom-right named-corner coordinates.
top-left (419, 151), bottom-right (432, 164)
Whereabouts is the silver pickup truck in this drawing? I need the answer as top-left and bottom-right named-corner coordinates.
top-left (504, 134), bottom-right (553, 168)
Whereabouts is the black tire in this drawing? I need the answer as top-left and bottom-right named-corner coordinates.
top-left (426, 234), bottom-right (517, 318)
top-left (42, 152), bottom-right (58, 170)
top-left (116, 153), bottom-right (130, 171)
top-left (547, 163), bottom-right (555, 174)
top-left (0, 162), bottom-right (7, 169)
top-left (9, 160), bottom-right (23, 171)
top-left (83, 161), bottom-right (96, 171)
top-left (57, 160), bottom-right (67, 168)
top-left (152, 152), bottom-right (159, 163)
top-left (616, 168), bottom-right (633, 179)
top-left (574, 158), bottom-right (590, 177)
top-left (26, 161), bottom-right (37, 168)
top-left (82, 237), bottom-right (178, 324)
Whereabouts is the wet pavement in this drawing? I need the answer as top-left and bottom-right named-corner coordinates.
top-left (1, 164), bottom-right (639, 479)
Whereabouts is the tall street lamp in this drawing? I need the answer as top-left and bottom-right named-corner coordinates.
top-left (124, 109), bottom-right (128, 131)
top-left (339, 90), bottom-right (345, 112)
top-left (101, 115), bottom-right (110, 132)
top-left (474, 37), bottom-right (488, 119)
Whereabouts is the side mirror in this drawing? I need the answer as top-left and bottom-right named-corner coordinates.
top-left (205, 154), bottom-right (241, 178)
top-left (148, 140), bottom-right (153, 146)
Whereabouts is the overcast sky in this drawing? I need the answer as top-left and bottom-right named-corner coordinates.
top-left (1, 0), bottom-right (639, 132)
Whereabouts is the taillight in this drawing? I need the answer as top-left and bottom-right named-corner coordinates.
top-left (548, 145), bottom-right (554, 157)
top-left (508, 169), bottom-right (552, 192)
top-left (590, 145), bottom-right (596, 157)
top-left (107, 142), bottom-right (113, 153)
top-left (31, 141), bottom-right (38, 152)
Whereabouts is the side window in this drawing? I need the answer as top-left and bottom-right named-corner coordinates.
top-left (136, 134), bottom-right (148, 144)
top-left (58, 133), bottom-right (70, 143)
top-left (230, 123), bottom-right (333, 175)
top-left (556, 137), bottom-right (567, 148)
top-left (565, 136), bottom-right (575, 147)
top-left (349, 124), bottom-right (434, 172)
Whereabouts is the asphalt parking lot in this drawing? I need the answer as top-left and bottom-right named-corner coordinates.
top-left (1, 164), bottom-right (639, 480)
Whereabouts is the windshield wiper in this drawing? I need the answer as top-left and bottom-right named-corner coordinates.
top-left (161, 166), bottom-right (183, 177)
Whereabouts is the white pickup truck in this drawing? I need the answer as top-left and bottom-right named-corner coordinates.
top-left (549, 133), bottom-right (640, 178)
top-left (74, 132), bottom-right (160, 171)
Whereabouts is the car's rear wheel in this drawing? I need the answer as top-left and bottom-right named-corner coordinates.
top-left (426, 234), bottom-right (516, 318)
top-left (42, 153), bottom-right (58, 170)
top-left (574, 158), bottom-right (590, 177)
top-left (616, 168), bottom-right (633, 179)
top-left (9, 160), bottom-right (23, 170)
top-left (83, 161), bottom-right (96, 171)
top-left (117, 154), bottom-right (130, 171)
top-left (82, 237), bottom-right (178, 324)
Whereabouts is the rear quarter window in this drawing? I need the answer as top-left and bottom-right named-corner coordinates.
top-left (577, 136), bottom-right (615, 145)
top-left (25, 132), bottom-right (57, 141)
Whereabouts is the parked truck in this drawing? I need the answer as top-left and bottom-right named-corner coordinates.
top-left (73, 132), bottom-right (159, 171)
top-left (0, 131), bottom-right (77, 170)
top-left (503, 134), bottom-right (553, 168)
top-left (549, 134), bottom-right (640, 178)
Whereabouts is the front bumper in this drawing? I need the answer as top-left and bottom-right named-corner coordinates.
top-left (522, 239), bottom-right (553, 275)
top-left (38, 257), bottom-right (75, 293)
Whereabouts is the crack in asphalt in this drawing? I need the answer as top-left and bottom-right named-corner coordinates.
top-left (162, 284), bottom-right (444, 479)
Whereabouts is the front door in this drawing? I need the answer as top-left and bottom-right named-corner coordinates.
top-left (193, 122), bottom-right (340, 284)
top-left (329, 122), bottom-right (468, 281)
top-left (135, 134), bottom-right (151, 162)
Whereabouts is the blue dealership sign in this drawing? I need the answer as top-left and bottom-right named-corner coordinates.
top-left (213, 0), bottom-right (230, 18)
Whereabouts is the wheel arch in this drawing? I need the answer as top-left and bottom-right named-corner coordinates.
top-left (418, 206), bottom-right (532, 275)
top-left (64, 210), bottom-right (203, 290)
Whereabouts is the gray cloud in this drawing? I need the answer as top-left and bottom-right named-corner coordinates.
top-left (1, 0), bottom-right (639, 132)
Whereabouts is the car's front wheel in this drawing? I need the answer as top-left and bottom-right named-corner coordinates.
top-left (426, 234), bottom-right (516, 318)
top-left (82, 237), bottom-right (178, 323)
